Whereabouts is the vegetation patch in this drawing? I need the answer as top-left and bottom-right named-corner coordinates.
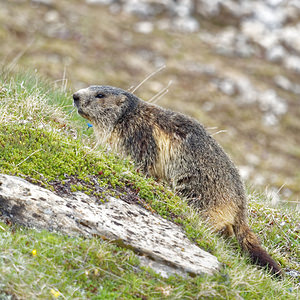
top-left (0, 73), bottom-right (299, 299)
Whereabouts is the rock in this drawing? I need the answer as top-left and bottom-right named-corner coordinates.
top-left (123, 1), bottom-right (151, 17)
top-left (0, 174), bottom-right (220, 276)
top-left (234, 76), bottom-right (257, 104)
top-left (44, 10), bottom-right (60, 23)
top-left (284, 55), bottom-right (300, 73)
top-left (202, 27), bottom-right (254, 58)
top-left (257, 89), bottom-right (287, 115)
top-left (279, 26), bottom-right (300, 53)
top-left (139, 256), bottom-right (187, 278)
top-left (262, 112), bottom-right (278, 126)
top-left (274, 75), bottom-right (292, 91)
top-left (265, 45), bottom-right (286, 62)
top-left (215, 79), bottom-right (236, 96)
top-left (86, 0), bottom-right (114, 4)
top-left (267, 0), bottom-right (284, 6)
top-left (172, 0), bottom-right (193, 18)
top-left (291, 84), bottom-right (300, 95)
top-left (274, 75), bottom-right (300, 95)
top-left (234, 34), bottom-right (254, 57)
top-left (241, 20), bottom-right (266, 42)
top-left (31, 0), bottom-right (53, 5)
top-left (173, 17), bottom-right (200, 33)
top-left (134, 21), bottom-right (154, 34)
top-left (253, 2), bottom-right (286, 29)
top-left (196, 0), bottom-right (221, 17)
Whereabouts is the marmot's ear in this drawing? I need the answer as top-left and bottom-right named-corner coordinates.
top-left (117, 95), bottom-right (127, 105)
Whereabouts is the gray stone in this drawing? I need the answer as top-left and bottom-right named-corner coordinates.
top-left (257, 89), bottom-right (287, 115)
top-left (267, 0), bottom-right (284, 6)
top-left (284, 55), bottom-right (300, 73)
top-left (172, 0), bottom-right (193, 17)
top-left (134, 22), bottom-right (154, 34)
top-left (262, 112), bottom-right (278, 126)
top-left (31, 0), bottom-right (53, 5)
top-left (274, 75), bottom-right (292, 91)
top-left (0, 174), bottom-right (220, 277)
top-left (86, 0), bottom-right (114, 4)
top-left (279, 26), bottom-right (300, 53)
top-left (173, 17), bottom-right (199, 33)
top-left (139, 256), bottom-right (187, 278)
top-left (266, 45), bottom-right (286, 62)
top-left (44, 10), bottom-right (60, 23)
top-left (217, 79), bottom-right (236, 96)
top-left (123, 1), bottom-right (153, 17)
top-left (291, 84), bottom-right (300, 95)
top-left (235, 77), bottom-right (257, 104)
top-left (253, 2), bottom-right (286, 29)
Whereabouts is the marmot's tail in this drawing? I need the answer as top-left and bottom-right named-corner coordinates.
top-left (233, 221), bottom-right (282, 276)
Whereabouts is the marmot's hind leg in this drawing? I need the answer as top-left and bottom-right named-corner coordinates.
top-left (201, 201), bottom-right (238, 238)
top-left (221, 224), bottom-right (235, 237)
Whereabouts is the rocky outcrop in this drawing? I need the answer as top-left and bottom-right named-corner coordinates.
top-left (0, 174), bottom-right (220, 277)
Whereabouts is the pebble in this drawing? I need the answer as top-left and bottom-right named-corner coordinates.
top-left (31, 0), bottom-right (53, 5)
top-left (134, 22), bottom-right (154, 34)
top-left (257, 89), bottom-right (287, 115)
top-left (265, 45), bottom-right (286, 62)
top-left (284, 55), bottom-right (300, 73)
top-left (173, 17), bottom-right (200, 33)
top-left (44, 10), bottom-right (59, 23)
top-left (262, 112), bottom-right (279, 126)
top-left (217, 79), bottom-right (236, 96)
top-left (86, 0), bottom-right (114, 4)
top-left (274, 75), bottom-right (292, 91)
top-left (253, 2), bottom-right (286, 29)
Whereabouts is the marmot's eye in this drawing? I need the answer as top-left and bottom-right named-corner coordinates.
top-left (95, 93), bottom-right (105, 99)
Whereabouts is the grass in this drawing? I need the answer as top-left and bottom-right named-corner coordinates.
top-left (0, 72), bottom-right (299, 299)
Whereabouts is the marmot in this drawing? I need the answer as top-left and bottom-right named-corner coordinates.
top-left (73, 85), bottom-right (281, 275)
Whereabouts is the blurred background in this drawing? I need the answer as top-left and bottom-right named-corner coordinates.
top-left (0, 0), bottom-right (299, 209)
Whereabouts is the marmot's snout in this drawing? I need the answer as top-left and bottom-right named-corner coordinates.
top-left (73, 93), bottom-right (80, 107)
top-left (73, 92), bottom-right (86, 117)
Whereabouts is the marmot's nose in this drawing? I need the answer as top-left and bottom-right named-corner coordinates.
top-left (73, 93), bottom-right (80, 104)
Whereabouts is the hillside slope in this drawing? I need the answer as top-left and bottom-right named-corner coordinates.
top-left (0, 72), bottom-right (299, 298)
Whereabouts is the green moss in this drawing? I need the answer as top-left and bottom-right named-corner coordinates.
top-left (0, 127), bottom-right (106, 190)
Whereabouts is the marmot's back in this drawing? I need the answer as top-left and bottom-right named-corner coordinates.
top-left (73, 85), bottom-right (281, 275)
top-left (137, 104), bottom-right (246, 210)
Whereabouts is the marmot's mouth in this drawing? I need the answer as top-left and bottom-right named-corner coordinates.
top-left (77, 108), bottom-right (85, 115)
top-left (74, 105), bottom-right (83, 114)
top-left (76, 108), bottom-right (91, 120)
top-left (73, 100), bottom-right (83, 114)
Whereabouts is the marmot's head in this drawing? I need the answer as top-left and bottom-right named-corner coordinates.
top-left (73, 85), bottom-right (139, 127)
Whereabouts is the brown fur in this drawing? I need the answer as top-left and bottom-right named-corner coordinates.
top-left (151, 127), bottom-right (180, 180)
top-left (73, 85), bottom-right (282, 276)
